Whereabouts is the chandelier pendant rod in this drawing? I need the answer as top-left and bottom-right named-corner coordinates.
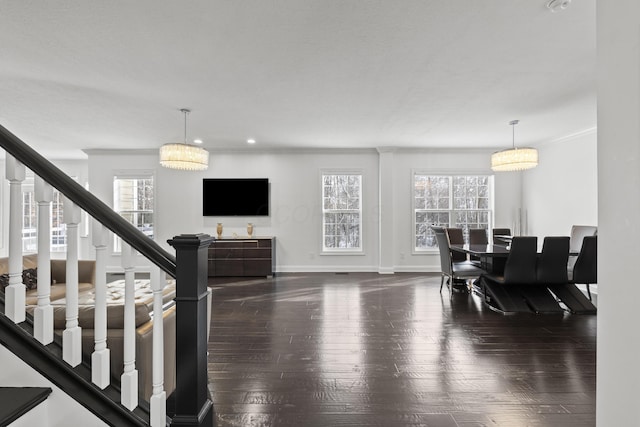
top-left (510, 119), bottom-right (519, 150)
top-left (181, 108), bottom-right (190, 144)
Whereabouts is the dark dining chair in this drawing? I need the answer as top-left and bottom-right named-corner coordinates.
top-left (548, 234), bottom-right (597, 314)
top-left (445, 227), bottom-right (467, 262)
top-left (568, 225), bottom-right (597, 271)
top-left (433, 226), bottom-right (485, 298)
top-left (469, 228), bottom-right (488, 245)
top-left (524, 236), bottom-right (570, 313)
top-left (569, 235), bottom-right (597, 301)
top-left (536, 236), bottom-right (570, 285)
top-left (569, 225), bottom-right (597, 254)
top-left (492, 228), bottom-right (512, 246)
top-left (480, 236), bottom-right (537, 312)
top-left (467, 228), bottom-right (488, 266)
top-left (499, 236), bottom-right (538, 284)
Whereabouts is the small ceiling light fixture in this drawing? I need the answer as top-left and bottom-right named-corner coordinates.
top-left (247, 138), bottom-right (256, 144)
top-left (490, 120), bottom-right (538, 172)
top-left (159, 109), bottom-right (209, 171)
top-left (546, 0), bottom-right (571, 12)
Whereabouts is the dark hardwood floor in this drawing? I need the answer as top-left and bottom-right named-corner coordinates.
top-left (207, 273), bottom-right (596, 427)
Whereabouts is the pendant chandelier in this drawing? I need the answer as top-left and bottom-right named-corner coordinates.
top-left (490, 120), bottom-right (538, 172)
top-left (159, 109), bottom-right (209, 171)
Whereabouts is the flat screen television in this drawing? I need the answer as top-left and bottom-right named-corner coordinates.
top-left (203, 178), bottom-right (269, 216)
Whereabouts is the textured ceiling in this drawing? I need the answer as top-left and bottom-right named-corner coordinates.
top-left (0, 0), bottom-right (596, 158)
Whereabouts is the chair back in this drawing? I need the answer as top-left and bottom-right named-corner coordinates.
top-left (469, 228), bottom-right (488, 245)
top-left (537, 236), bottom-right (570, 285)
top-left (503, 236), bottom-right (537, 284)
top-left (433, 227), bottom-right (453, 276)
top-left (445, 228), bottom-right (466, 262)
top-left (569, 225), bottom-right (597, 253)
top-left (572, 235), bottom-right (597, 284)
top-left (493, 228), bottom-right (512, 245)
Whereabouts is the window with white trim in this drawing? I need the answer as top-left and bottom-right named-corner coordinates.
top-left (322, 172), bottom-right (362, 252)
top-left (113, 173), bottom-right (154, 252)
top-left (22, 174), bottom-right (67, 253)
top-left (414, 174), bottom-right (493, 251)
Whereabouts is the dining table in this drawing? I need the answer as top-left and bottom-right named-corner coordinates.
top-left (449, 241), bottom-right (594, 314)
top-left (450, 243), bottom-right (511, 274)
top-left (450, 241), bottom-right (579, 274)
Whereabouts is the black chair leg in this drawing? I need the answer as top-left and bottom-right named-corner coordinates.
top-left (586, 284), bottom-right (592, 301)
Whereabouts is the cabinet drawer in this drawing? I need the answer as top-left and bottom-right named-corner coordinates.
top-left (211, 248), bottom-right (243, 259)
top-left (244, 248), bottom-right (271, 258)
top-left (208, 237), bottom-right (275, 277)
top-left (257, 239), bottom-right (274, 248)
top-left (243, 259), bottom-right (272, 276)
top-left (214, 241), bottom-right (244, 249)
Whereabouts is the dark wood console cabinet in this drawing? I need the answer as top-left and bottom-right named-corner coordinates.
top-left (207, 237), bottom-right (275, 277)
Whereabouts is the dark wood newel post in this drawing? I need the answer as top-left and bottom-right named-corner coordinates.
top-left (168, 233), bottom-right (215, 427)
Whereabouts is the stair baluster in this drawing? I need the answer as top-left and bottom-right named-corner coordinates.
top-left (91, 221), bottom-right (110, 388)
top-left (5, 155), bottom-right (26, 323)
top-left (121, 243), bottom-right (139, 410)
top-left (150, 265), bottom-right (167, 427)
top-left (62, 196), bottom-right (82, 366)
top-left (34, 176), bottom-right (54, 345)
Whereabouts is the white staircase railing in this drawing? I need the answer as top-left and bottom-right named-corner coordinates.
top-left (3, 154), bottom-right (167, 426)
top-left (1, 122), bottom-right (214, 427)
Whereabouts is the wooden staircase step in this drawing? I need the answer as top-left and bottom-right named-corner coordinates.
top-left (0, 387), bottom-right (52, 426)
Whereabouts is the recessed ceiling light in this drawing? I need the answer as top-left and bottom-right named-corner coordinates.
top-left (247, 138), bottom-right (256, 144)
top-left (193, 138), bottom-right (203, 144)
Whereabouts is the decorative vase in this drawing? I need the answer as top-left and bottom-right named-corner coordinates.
top-left (216, 223), bottom-right (223, 239)
top-left (247, 223), bottom-right (254, 238)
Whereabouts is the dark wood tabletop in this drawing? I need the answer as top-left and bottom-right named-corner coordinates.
top-left (450, 243), bottom-right (578, 257)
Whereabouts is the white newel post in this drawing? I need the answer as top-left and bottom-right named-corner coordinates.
top-left (5, 156), bottom-right (26, 323)
top-left (34, 177), bottom-right (53, 344)
top-left (121, 243), bottom-right (138, 410)
top-left (91, 221), bottom-right (110, 388)
top-left (62, 196), bottom-right (82, 366)
top-left (149, 265), bottom-right (166, 427)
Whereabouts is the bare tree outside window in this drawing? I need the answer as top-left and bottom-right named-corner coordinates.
top-left (414, 174), bottom-right (492, 250)
top-left (322, 173), bottom-right (362, 252)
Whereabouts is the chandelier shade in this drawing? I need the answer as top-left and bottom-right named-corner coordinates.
top-left (160, 108), bottom-right (209, 171)
top-left (159, 143), bottom-right (209, 170)
top-left (490, 147), bottom-right (538, 172)
top-left (490, 119), bottom-right (538, 172)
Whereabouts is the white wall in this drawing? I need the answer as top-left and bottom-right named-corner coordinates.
top-left (161, 149), bottom-right (382, 272)
top-left (84, 147), bottom-right (522, 273)
top-left (596, 0), bottom-right (640, 424)
top-left (522, 130), bottom-right (598, 237)
top-left (87, 149), bottom-right (383, 272)
top-left (1, 147), bottom-right (524, 272)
